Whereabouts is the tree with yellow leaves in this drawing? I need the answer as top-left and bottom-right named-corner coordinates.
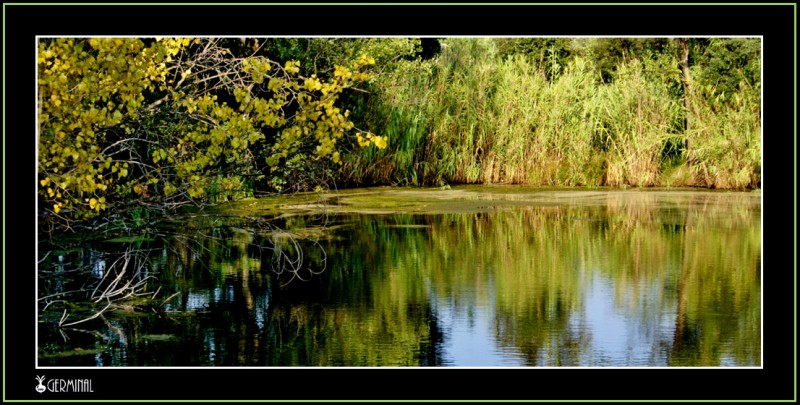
top-left (38, 37), bottom-right (387, 233)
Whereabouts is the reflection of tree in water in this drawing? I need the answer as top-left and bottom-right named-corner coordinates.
top-left (37, 210), bottom-right (331, 366)
top-left (39, 192), bottom-right (760, 366)
top-left (149, 216), bottom-right (446, 366)
top-left (257, 300), bottom-right (445, 366)
top-left (252, 222), bottom-right (447, 366)
top-left (667, 204), bottom-right (761, 366)
top-left (414, 193), bottom-right (759, 367)
top-left (493, 292), bottom-right (584, 366)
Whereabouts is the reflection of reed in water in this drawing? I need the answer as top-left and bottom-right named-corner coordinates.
top-left (363, 193), bottom-right (760, 366)
top-left (38, 192), bottom-right (760, 366)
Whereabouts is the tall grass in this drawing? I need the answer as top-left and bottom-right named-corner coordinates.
top-left (598, 57), bottom-right (684, 187)
top-left (343, 38), bottom-right (761, 190)
top-left (681, 80), bottom-right (761, 189)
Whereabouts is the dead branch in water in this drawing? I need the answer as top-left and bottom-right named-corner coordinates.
top-left (39, 200), bottom-right (335, 329)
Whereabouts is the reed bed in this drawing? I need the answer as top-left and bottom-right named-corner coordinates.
top-left (343, 38), bottom-right (760, 190)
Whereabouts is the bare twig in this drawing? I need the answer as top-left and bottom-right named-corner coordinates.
top-left (61, 302), bottom-right (112, 328)
top-left (160, 291), bottom-right (181, 307)
top-left (58, 309), bottom-right (69, 327)
top-left (62, 327), bottom-right (108, 341)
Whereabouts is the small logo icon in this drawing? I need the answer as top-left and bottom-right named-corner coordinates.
top-left (35, 376), bottom-right (47, 393)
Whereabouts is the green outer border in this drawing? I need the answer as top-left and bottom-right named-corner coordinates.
top-left (0, 401), bottom-right (795, 404)
top-left (4, 2), bottom-right (796, 403)
top-left (1, 2), bottom-right (798, 5)
top-left (1, 5), bottom-right (3, 403)
top-left (794, 2), bottom-right (798, 404)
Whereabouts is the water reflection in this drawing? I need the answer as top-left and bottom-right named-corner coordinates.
top-left (38, 191), bottom-right (761, 367)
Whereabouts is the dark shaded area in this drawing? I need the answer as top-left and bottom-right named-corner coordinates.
top-left (417, 38), bottom-right (442, 60)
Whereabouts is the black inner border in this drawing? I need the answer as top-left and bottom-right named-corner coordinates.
top-left (4, 3), bottom-right (795, 402)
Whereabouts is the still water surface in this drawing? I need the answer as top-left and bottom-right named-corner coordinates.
top-left (38, 187), bottom-right (761, 367)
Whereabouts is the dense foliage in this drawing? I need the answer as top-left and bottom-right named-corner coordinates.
top-left (344, 37), bottom-right (760, 190)
top-left (38, 38), bottom-right (387, 232)
top-left (38, 37), bottom-right (761, 234)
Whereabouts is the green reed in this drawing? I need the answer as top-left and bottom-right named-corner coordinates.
top-left (345, 38), bottom-right (760, 190)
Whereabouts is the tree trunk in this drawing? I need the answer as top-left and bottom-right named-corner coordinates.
top-left (678, 38), bottom-right (692, 136)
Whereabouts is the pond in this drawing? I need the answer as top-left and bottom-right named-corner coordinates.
top-left (37, 186), bottom-right (762, 367)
